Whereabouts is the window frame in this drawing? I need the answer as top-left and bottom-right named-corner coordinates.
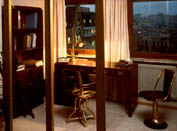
top-left (128, 0), bottom-right (177, 60)
top-left (65, 0), bottom-right (96, 57)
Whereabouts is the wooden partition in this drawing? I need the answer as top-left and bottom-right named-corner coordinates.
top-left (45, 0), bottom-right (54, 131)
top-left (3, 0), bottom-right (13, 131)
top-left (96, 0), bottom-right (106, 131)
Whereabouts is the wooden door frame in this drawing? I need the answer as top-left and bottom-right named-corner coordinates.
top-left (95, 0), bottom-right (106, 131)
top-left (45, 0), bottom-right (54, 131)
top-left (3, 0), bottom-right (13, 131)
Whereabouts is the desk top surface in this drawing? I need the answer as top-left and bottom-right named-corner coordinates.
top-left (56, 59), bottom-right (136, 69)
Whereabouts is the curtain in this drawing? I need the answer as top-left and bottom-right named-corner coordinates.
top-left (53, 0), bottom-right (67, 63)
top-left (105, 0), bottom-right (130, 62)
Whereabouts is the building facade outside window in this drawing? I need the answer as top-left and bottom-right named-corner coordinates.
top-left (129, 0), bottom-right (177, 60)
top-left (65, 5), bottom-right (95, 56)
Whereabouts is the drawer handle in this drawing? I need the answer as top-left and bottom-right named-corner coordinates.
top-left (118, 71), bottom-right (123, 75)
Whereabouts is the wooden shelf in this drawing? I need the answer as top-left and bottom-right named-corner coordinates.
top-left (14, 28), bottom-right (41, 33)
top-left (12, 6), bottom-right (43, 61)
top-left (15, 47), bottom-right (42, 53)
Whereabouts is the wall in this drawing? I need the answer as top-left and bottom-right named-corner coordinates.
top-left (12, 0), bottom-right (44, 9)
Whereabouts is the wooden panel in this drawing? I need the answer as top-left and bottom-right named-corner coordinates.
top-left (105, 64), bottom-right (138, 113)
top-left (2, 0), bottom-right (13, 130)
top-left (95, 0), bottom-right (106, 130)
top-left (45, 0), bottom-right (54, 131)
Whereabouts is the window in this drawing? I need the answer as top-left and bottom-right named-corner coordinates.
top-left (129, 0), bottom-right (177, 59)
top-left (65, 4), bottom-right (96, 56)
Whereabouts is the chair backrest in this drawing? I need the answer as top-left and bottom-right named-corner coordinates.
top-left (163, 69), bottom-right (176, 99)
top-left (62, 69), bottom-right (78, 91)
top-left (62, 69), bottom-right (85, 96)
top-left (75, 71), bottom-right (84, 96)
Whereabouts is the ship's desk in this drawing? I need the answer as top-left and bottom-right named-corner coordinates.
top-left (54, 59), bottom-right (138, 117)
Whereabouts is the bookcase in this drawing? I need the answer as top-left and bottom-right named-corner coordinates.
top-left (12, 6), bottom-right (43, 63)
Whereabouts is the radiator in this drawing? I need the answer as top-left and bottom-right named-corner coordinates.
top-left (138, 64), bottom-right (177, 99)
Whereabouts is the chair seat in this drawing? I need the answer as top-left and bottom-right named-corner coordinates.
top-left (72, 89), bottom-right (96, 99)
top-left (139, 91), bottom-right (165, 101)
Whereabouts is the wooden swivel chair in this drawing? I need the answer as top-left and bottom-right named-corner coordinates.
top-left (62, 69), bottom-right (96, 127)
top-left (139, 68), bottom-right (176, 129)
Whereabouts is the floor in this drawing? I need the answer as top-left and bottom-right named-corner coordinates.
top-left (1, 98), bottom-right (177, 131)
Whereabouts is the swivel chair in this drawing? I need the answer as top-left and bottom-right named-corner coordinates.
top-left (62, 69), bottom-right (96, 127)
top-left (139, 68), bottom-right (176, 129)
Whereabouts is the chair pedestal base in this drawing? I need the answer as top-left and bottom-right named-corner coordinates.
top-left (144, 118), bottom-right (167, 129)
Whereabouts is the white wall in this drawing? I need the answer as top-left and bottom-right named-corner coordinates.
top-left (12, 0), bottom-right (44, 9)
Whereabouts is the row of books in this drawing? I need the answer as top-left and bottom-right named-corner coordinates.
top-left (23, 33), bottom-right (37, 49)
top-left (17, 10), bottom-right (38, 29)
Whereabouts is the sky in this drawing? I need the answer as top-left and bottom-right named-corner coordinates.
top-left (134, 1), bottom-right (177, 16)
top-left (80, 5), bottom-right (95, 12)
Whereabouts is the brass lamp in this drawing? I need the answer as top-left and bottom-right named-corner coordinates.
top-left (69, 5), bottom-right (85, 62)
top-left (70, 28), bottom-right (76, 62)
top-left (70, 28), bottom-right (85, 62)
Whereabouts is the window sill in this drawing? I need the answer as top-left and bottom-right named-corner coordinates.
top-left (132, 58), bottom-right (177, 67)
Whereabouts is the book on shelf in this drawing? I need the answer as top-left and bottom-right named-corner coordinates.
top-left (31, 33), bottom-right (37, 48)
top-left (17, 10), bottom-right (21, 29)
top-left (26, 12), bottom-right (38, 28)
top-left (22, 33), bottom-right (37, 49)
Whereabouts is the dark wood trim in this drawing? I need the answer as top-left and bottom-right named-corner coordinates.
top-left (12, 5), bottom-right (42, 12)
top-left (45, 1), bottom-right (54, 131)
top-left (131, 53), bottom-right (177, 60)
top-left (3, 0), bottom-right (13, 131)
top-left (96, 0), bottom-right (106, 131)
top-left (128, 0), bottom-right (134, 58)
top-left (128, 0), bottom-right (177, 60)
top-left (65, 0), bottom-right (95, 5)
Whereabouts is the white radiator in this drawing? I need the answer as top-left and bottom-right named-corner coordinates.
top-left (138, 64), bottom-right (177, 99)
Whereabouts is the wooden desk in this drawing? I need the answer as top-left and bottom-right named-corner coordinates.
top-left (54, 59), bottom-right (138, 117)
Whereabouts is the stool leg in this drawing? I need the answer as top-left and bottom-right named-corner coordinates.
top-left (85, 99), bottom-right (95, 119)
top-left (67, 97), bottom-right (79, 123)
top-left (80, 99), bottom-right (87, 127)
top-left (144, 100), bottom-right (167, 129)
top-left (153, 100), bottom-right (158, 119)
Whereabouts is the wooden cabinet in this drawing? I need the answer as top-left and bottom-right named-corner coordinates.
top-left (12, 6), bottom-right (43, 63)
top-left (9, 6), bottom-right (44, 118)
top-left (54, 60), bottom-right (138, 117)
top-left (13, 66), bottom-right (45, 118)
top-left (105, 64), bottom-right (138, 117)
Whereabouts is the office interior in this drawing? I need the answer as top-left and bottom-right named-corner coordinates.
top-left (0, 0), bottom-right (177, 130)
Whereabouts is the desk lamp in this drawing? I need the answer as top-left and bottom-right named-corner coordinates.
top-left (69, 5), bottom-right (85, 62)
top-left (70, 28), bottom-right (85, 62)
